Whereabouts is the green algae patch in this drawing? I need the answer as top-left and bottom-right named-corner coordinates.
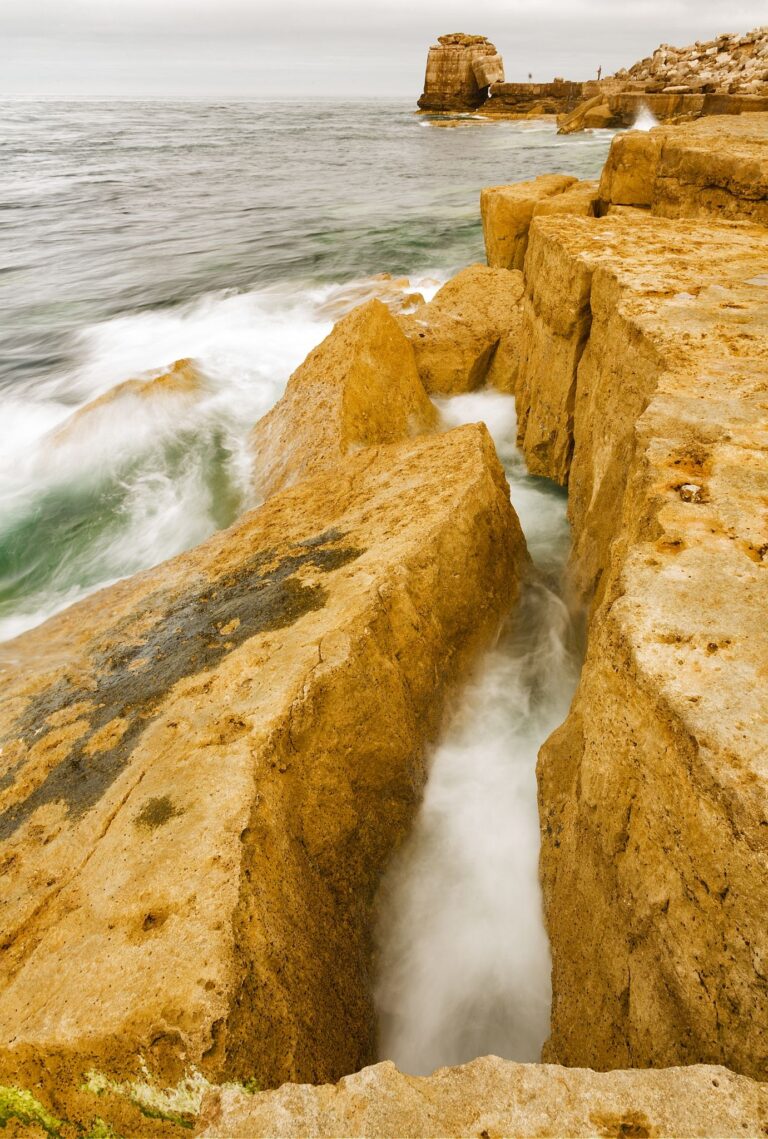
top-left (0, 1085), bottom-right (63, 1136)
top-left (83, 1065), bottom-right (260, 1130)
top-left (83, 1121), bottom-right (121, 1139)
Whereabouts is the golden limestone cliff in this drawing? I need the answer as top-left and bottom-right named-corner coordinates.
top-left (514, 215), bottom-right (768, 1072)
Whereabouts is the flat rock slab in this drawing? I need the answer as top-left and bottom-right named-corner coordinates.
top-left (0, 424), bottom-right (525, 1116)
top-left (199, 1055), bottom-right (768, 1138)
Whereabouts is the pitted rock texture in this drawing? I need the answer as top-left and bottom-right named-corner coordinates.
top-left (417, 33), bottom-right (504, 111)
top-left (199, 1056), bottom-right (768, 1138)
top-left (513, 210), bottom-right (768, 1076)
top-left (398, 264), bottom-right (523, 394)
top-left (598, 112), bottom-right (768, 224)
top-left (480, 175), bottom-right (579, 270)
top-left (250, 299), bottom-right (437, 499)
top-left (0, 424), bottom-right (525, 1120)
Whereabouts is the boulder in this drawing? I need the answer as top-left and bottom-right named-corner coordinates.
top-left (250, 299), bottom-right (437, 499)
top-left (417, 33), bottom-right (504, 111)
top-left (598, 130), bottom-right (662, 206)
top-left (398, 264), bottom-right (523, 394)
top-left (513, 210), bottom-right (768, 1076)
top-left (199, 1056), bottom-right (768, 1138)
top-left (480, 175), bottom-right (578, 270)
top-left (599, 113), bottom-right (768, 223)
top-left (0, 424), bottom-right (525, 1124)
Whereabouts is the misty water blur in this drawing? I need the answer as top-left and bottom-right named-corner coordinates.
top-left (632, 103), bottom-right (659, 131)
top-left (374, 392), bottom-right (582, 1073)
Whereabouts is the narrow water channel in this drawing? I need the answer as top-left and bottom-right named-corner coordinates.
top-left (374, 390), bottom-right (583, 1074)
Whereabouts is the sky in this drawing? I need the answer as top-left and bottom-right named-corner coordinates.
top-left (1, 0), bottom-right (766, 98)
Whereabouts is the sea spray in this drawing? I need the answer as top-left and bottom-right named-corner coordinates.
top-left (374, 391), bottom-right (582, 1073)
top-left (0, 274), bottom-right (445, 643)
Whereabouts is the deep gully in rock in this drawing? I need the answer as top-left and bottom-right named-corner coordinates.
top-left (374, 390), bottom-right (583, 1073)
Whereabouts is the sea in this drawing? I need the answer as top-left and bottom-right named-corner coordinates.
top-left (0, 98), bottom-right (614, 1072)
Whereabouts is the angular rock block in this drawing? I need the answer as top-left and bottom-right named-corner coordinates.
top-left (0, 424), bottom-right (525, 1109)
top-left (480, 175), bottom-right (578, 270)
top-left (250, 299), bottom-right (437, 499)
top-left (398, 264), bottom-right (524, 394)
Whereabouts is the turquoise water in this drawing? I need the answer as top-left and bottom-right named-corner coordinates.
top-left (0, 100), bottom-right (613, 640)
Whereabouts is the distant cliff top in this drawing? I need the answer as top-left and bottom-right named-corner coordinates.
top-left (435, 33), bottom-right (500, 55)
top-left (611, 25), bottom-right (768, 93)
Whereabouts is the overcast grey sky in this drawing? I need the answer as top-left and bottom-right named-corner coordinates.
top-left (1, 0), bottom-right (766, 98)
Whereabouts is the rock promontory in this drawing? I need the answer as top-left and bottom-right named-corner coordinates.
top-left (0, 422), bottom-right (525, 1126)
top-left (417, 33), bottom-right (504, 111)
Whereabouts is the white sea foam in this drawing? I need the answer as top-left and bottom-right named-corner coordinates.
top-left (632, 104), bottom-right (659, 132)
top-left (0, 272), bottom-right (447, 643)
top-left (375, 391), bottom-right (580, 1073)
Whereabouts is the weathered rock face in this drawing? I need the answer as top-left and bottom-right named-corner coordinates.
top-left (481, 175), bottom-right (598, 271)
top-left (398, 264), bottom-right (523, 394)
top-left (250, 299), bottom-right (437, 499)
top-left (512, 209), bottom-right (768, 1077)
top-left (199, 1055), bottom-right (768, 1138)
top-left (417, 33), bottom-right (504, 111)
top-left (482, 79), bottom-right (586, 118)
top-left (598, 113), bottom-right (768, 224)
top-left (0, 424), bottom-right (525, 1119)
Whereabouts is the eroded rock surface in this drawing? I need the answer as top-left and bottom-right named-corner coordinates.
top-left (199, 1055), bottom-right (768, 1138)
top-left (398, 264), bottom-right (523, 394)
top-left (250, 299), bottom-right (437, 498)
top-left (513, 210), bottom-right (768, 1076)
top-left (417, 33), bottom-right (504, 111)
top-left (599, 113), bottom-right (768, 224)
top-left (0, 424), bottom-right (524, 1122)
top-left (481, 175), bottom-right (578, 270)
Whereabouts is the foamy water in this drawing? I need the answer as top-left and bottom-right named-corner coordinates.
top-left (0, 273), bottom-right (445, 642)
top-left (374, 393), bottom-right (581, 1072)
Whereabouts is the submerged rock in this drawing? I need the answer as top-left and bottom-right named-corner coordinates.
top-left (51, 358), bottom-right (204, 444)
top-left (0, 423), bottom-right (525, 1123)
top-left (250, 299), bottom-right (437, 498)
top-left (417, 33), bottom-right (504, 112)
top-left (398, 264), bottom-right (524, 394)
top-left (513, 207), bottom-right (768, 1076)
top-left (199, 1055), bottom-right (768, 1138)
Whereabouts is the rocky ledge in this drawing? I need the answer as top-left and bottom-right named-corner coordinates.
top-left (200, 1056), bottom-right (768, 1138)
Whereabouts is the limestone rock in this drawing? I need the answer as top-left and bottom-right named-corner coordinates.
top-left (513, 210), bottom-right (768, 1076)
top-left (314, 274), bottom-right (425, 321)
top-left (482, 80), bottom-right (586, 118)
top-left (599, 113), bottom-right (768, 223)
top-left (199, 1055), bottom-right (768, 1138)
top-left (398, 264), bottom-right (523, 395)
top-left (0, 424), bottom-right (525, 1123)
top-left (417, 33), bottom-right (504, 112)
top-left (480, 175), bottom-right (578, 270)
top-left (250, 299), bottom-right (437, 499)
top-left (51, 358), bottom-right (203, 444)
